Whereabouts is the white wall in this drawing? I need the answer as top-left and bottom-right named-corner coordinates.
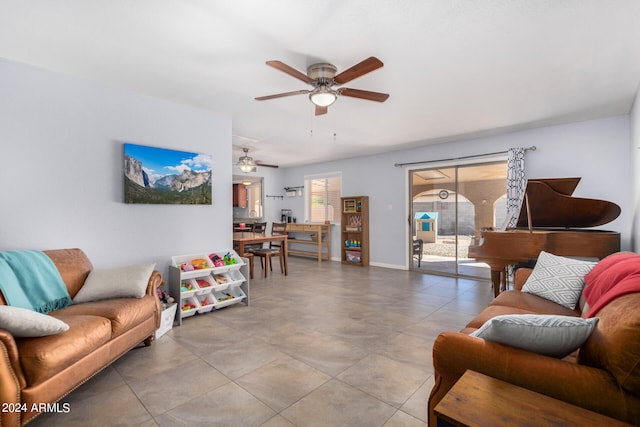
top-left (630, 85), bottom-right (640, 252)
top-left (1, 57), bottom-right (633, 276)
top-left (283, 115), bottom-right (633, 268)
top-left (0, 58), bottom-right (233, 277)
top-left (257, 166), bottom-right (287, 226)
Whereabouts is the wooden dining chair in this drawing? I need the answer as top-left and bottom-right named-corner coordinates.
top-left (251, 222), bottom-right (267, 235)
top-left (232, 240), bottom-right (255, 280)
top-left (233, 221), bottom-right (265, 280)
top-left (234, 250), bottom-right (254, 280)
top-left (252, 222), bottom-right (286, 277)
top-left (242, 222), bottom-right (267, 254)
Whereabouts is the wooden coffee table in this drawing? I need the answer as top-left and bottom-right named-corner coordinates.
top-left (434, 370), bottom-right (633, 427)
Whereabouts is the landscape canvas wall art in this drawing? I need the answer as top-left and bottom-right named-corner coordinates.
top-left (124, 143), bottom-right (212, 205)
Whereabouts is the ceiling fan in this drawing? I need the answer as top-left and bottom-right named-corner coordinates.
top-left (255, 56), bottom-right (389, 115)
top-left (235, 148), bottom-right (278, 173)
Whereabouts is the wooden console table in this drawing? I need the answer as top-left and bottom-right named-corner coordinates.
top-left (285, 223), bottom-right (331, 263)
top-left (435, 370), bottom-right (633, 427)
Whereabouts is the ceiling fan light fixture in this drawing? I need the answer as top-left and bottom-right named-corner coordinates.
top-left (309, 86), bottom-right (337, 107)
top-left (239, 163), bottom-right (254, 173)
top-left (237, 148), bottom-right (257, 173)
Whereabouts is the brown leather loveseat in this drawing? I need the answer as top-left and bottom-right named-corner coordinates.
top-left (428, 251), bottom-right (640, 426)
top-left (0, 248), bottom-right (163, 426)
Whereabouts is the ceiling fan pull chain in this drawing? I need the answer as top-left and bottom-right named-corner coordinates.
top-left (310, 106), bottom-right (314, 137)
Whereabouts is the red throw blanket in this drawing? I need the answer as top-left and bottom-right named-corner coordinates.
top-left (583, 252), bottom-right (640, 317)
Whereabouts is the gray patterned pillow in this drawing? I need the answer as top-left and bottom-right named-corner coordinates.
top-left (522, 251), bottom-right (596, 309)
top-left (470, 314), bottom-right (599, 358)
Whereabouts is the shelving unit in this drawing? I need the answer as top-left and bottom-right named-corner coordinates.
top-left (168, 250), bottom-right (250, 325)
top-left (341, 196), bottom-right (369, 266)
top-left (286, 223), bottom-right (331, 263)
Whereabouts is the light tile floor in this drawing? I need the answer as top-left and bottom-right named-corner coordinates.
top-left (29, 257), bottom-right (492, 427)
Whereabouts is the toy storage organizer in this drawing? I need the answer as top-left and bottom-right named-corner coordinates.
top-left (168, 250), bottom-right (250, 326)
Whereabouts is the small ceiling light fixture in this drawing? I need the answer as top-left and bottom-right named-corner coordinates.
top-left (309, 85), bottom-right (337, 107)
top-left (242, 180), bottom-right (252, 186)
top-left (237, 148), bottom-right (257, 173)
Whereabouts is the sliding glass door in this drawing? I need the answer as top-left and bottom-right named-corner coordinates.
top-left (410, 161), bottom-right (507, 278)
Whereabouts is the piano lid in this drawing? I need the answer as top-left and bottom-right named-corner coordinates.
top-left (515, 178), bottom-right (621, 229)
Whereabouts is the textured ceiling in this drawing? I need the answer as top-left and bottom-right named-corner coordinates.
top-left (1, 1), bottom-right (639, 167)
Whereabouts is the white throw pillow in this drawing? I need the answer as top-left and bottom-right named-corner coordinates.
top-left (522, 251), bottom-right (596, 309)
top-left (73, 263), bottom-right (155, 304)
top-left (470, 314), bottom-right (599, 358)
top-left (0, 305), bottom-right (69, 337)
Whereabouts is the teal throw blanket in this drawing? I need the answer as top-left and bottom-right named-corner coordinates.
top-left (0, 250), bottom-right (71, 313)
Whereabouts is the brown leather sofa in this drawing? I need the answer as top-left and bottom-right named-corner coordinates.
top-left (428, 262), bottom-right (640, 426)
top-left (0, 249), bottom-right (163, 426)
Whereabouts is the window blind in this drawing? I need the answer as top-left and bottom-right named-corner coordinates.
top-left (305, 173), bottom-right (341, 223)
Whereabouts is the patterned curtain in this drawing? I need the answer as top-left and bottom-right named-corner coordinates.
top-left (506, 148), bottom-right (526, 228)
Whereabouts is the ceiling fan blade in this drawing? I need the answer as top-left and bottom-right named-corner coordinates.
top-left (333, 57), bottom-right (384, 85)
top-left (255, 89), bottom-right (310, 101)
top-left (256, 161), bottom-right (279, 168)
top-left (266, 60), bottom-right (314, 84)
top-left (315, 105), bottom-right (328, 116)
top-left (339, 88), bottom-right (389, 102)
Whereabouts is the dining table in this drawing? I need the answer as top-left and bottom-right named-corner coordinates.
top-left (233, 232), bottom-right (288, 276)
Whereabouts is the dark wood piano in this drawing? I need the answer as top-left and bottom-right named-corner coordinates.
top-left (468, 178), bottom-right (621, 297)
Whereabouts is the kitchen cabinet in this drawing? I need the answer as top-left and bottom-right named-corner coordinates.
top-left (233, 184), bottom-right (247, 208)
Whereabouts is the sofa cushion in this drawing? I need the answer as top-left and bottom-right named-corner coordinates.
top-left (52, 295), bottom-right (157, 338)
top-left (0, 305), bottom-right (69, 337)
top-left (579, 293), bottom-right (640, 394)
top-left (465, 291), bottom-right (579, 330)
top-left (522, 251), bottom-right (596, 309)
top-left (466, 304), bottom-right (542, 329)
top-left (43, 248), bottom-right (93, 299)
top-left (16, 314), bottom-right (111, 386)
top-left (72, 262), bottom-right (155, 303)
top-left (470, 314), bottom-right (599, 358)
top-left (490, 290), bottom-right (581, 316)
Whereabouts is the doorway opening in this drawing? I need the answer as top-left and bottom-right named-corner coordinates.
top-left (233, 176), bottom-right (264, 221)
top-left (410, 161), bottom-right (507, 279)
